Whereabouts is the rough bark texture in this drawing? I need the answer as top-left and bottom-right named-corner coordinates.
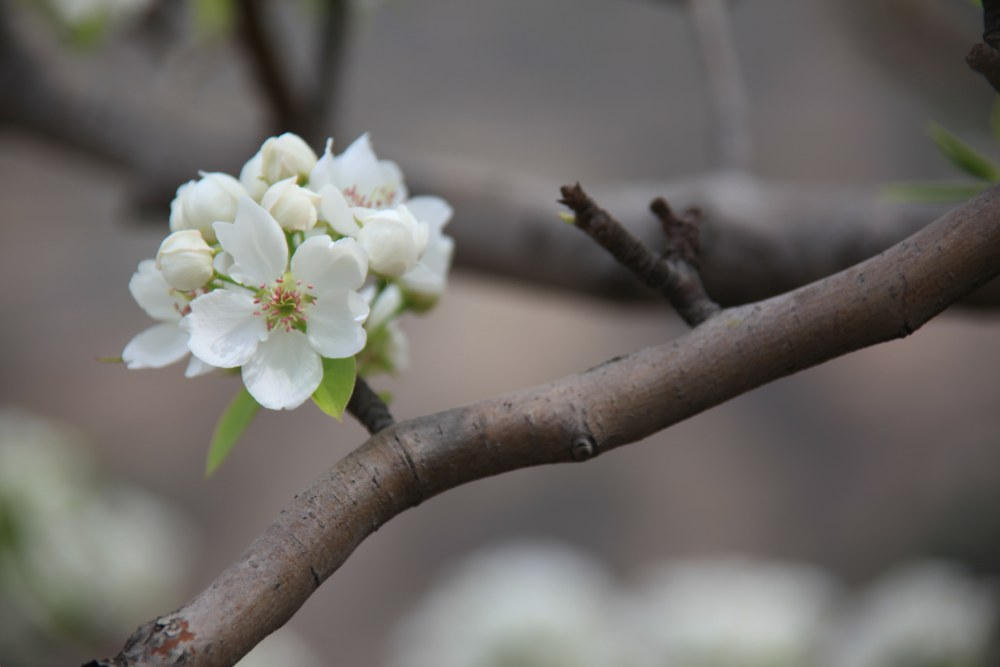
top-left (93, 186), bottom-right (1000, 666)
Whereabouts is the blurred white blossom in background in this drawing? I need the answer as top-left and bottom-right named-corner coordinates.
top-left (386, 544), bottom-right (998, 667)
top-left (386, 543), bottom-right (626, 667)
top-left (826, 561), bottom-right (998, 667)
top-left (622, 557), bottom-right (839, 667)
top-left (0, 408), bottom-right (196, 663)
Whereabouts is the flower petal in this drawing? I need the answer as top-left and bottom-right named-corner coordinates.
top-left (308, 138), bottom-right (337, 191)
top-left (129, 260), bottom-right (185, 322)
top-left (318, 185), bottom-right (360, 237)
top-left (368, 284), bottom-right (403, 331)
top-left (406, 196), bottom-right (453, 232)
top-left (241, 330), bottom-right (322, 410)
top-left (307, 290), bottom-right (368, 358)
top-left (213, 196), bottom-right (288, 286)
top-left (184, 289), bottom-right (266, 368)
top-left (123, 323), bottom-right (190, 369)
top-left (290, 235), bottom-right (368, 293)
top-left (400, 234), bottom-right (454, 296)
top-left (184, 355), bottom-right (216, 378)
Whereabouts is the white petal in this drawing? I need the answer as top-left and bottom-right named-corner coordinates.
top-left (307, 290), bottom-right (368, 358)
top-left (129, 259), bottom-right (184, 322)
top-left (185, 289), bottom-right (266, 368)
top-left (239, 152), bottom-right (268, 201)
top-left (184, 355), bottom-right (216, 378)
top-left (406, 196), bottom-right (453, 232)
top-left (368, 284), bottom-right (403, 330)
top-left (213, 196), bottom-right (288, 287)
top-left (123, 323), bottom-right (190, 369)
top-left (241, 331), bottom-right (322, 410)
top-left (308, 138), bottom-right (336, 191)
top-left (401, 234), bottom-right (454, 296)
top-left (290, 235), bottom-right (368, 293)
top-left (318, 185), bottom-right (361, 237)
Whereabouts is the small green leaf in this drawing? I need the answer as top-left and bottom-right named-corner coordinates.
top-left (96, 356), bottom-right (124, 363)
top-left (206, 388), bottom-right (259, 476)
top-left (558, 210), bottom-right (576, 224)
top-left (990, 97), bottom-right (1000, 143)
top-left (928, 122), bottom-right (1000, 182)
top-left (312, 356), bottom-right (356, 420)
top-left (883, 182), bottom-right (988, 203)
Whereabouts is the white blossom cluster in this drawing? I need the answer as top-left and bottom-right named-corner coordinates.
top-left (386, 544), bottom-right (999, 667)
top-left (123, 132), bottom-right (454, 410)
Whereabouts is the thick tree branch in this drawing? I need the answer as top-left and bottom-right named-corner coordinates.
top-left (95, 186), bottom-right (1000, 666)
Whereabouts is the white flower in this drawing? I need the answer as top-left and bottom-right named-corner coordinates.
top-left (169, 172), bottom-right (246, 242)
top-left (355, 204), bottom-right (429, 278)
top-left (622, 557), bottom-right (838, 667)
top-left (261, 177), bottom-right (321, 232)
top-left (360, 285), bottom-right (409, 375)
top-left (122, 260), bottom-right (214, 377)
top-left (239, 151), bottom-right (268, 201)
top-left (827, 561), bottom-right (998, 667)
top-left (386, 543), bottom-right (622, 667)
top-left (399, 196), bottom-right (455, 309)
top-left (156, 230), bottom-right (214, 291)
top-left (185, 197), bottom-right (369, 409)
top-left (260, 132), bottom-right (317, 184)
top-left (309, 134), bottom-right (407, 209)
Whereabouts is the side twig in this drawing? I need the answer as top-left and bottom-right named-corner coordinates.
top-left (559, 183), bottom-right (720, 326)
top-left (346, 377), bottom-right (394, 434)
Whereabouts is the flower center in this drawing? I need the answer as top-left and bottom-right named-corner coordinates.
top-left (342, 184), bottom-right (397, 209)
top-left (253, 277), bottom-right (315, 332)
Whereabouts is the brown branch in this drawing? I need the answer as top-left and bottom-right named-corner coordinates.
top-left (94, 186), bottom-right (1000, 666)
top-left (236, 0), bottom-right (300, 133)
top-left (967, 43), bottom-right (1000, 95)
top-left (346, 377), bottom-right (394, 434)
top-left (559, 183), bottom-right (720, 326)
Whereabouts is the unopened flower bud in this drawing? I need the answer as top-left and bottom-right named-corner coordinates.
top-left (356, 205), bottom-right (429, 278)
top-left (169, 173), bottom-right (245, 242)
top-left (260, 133), bottom-right (317, 184)
top-left (156, 230), bottom-right (214, 290)
top-left (261, 178), bottom-right (321, 232)
top-left (239, 152), bottom-right (268, 201)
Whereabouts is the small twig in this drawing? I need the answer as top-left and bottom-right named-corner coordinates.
top-left (559, 183), bottom-right (720, 326)
top-left (346, 377), bottom-right (394, 434)
top-left (984, 0), bottom-right (1000, 49)
top-left (967, 43), bottom-right (1000, 95)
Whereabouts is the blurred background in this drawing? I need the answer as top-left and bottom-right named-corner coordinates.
top-left (1, 0), bottom-right (999, 664)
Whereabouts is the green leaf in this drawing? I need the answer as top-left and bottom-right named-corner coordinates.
top-left (990, 97), bottom-right (1000, 143)
top-left (206, 388), bottom-right (259, 476)
top-left (312, 356), bottom-right (357, 420)
top-left (928, 122), bottom-right (1000, 182)
top-left (883, 182), bottom-right (988, 203)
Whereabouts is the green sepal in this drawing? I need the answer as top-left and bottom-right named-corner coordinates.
top-left (205, 388), bottom-right (260, 476)
top-left (883, 182), bottom-right (988, 203)
top-left (312, 356), bottom-right (357, 421)
top-left (928, 122), bottom-right (1000, 182)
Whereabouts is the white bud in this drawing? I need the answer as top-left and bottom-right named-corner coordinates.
top-left (156, 230), bottom-right (214, 290)
top-left (239, 152), bottom-right (268, 201)
top-left (356, 205), bottom-right (429, 278)
top-left (261, 178), bottom-right (321, 232)
top-left (260, 133), bottom-right (317, 184)
top-left (169, 173), bottom-right (245, 242)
